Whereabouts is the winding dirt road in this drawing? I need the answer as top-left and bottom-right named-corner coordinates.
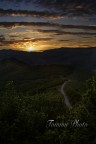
top-left (60, 81), bottom-right (72, 109)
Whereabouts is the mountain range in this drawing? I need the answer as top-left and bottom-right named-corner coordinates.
top-left (0, 48), bottom-right (96, 70)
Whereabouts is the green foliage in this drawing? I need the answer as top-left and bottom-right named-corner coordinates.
top-left (69, 76), bottom-right (96, 144)
top-left (0, 62), bottom-right (95, 144)
top-left (0, 81), bottom-right (66, 144)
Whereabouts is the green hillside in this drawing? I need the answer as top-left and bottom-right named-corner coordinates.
top-left (0, 59), bottom-right (95, 144)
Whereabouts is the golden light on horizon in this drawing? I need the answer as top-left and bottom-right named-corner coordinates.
top-left (27, 46), bottom-right (35, 52)
top-left (2, 38), bottom-right (96, 52)
top-left (25, 42), bottom-right (37, 52)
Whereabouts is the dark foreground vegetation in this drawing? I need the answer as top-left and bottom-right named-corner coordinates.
top-left (0, 60), bottom-right (96, 143)
top-left (0, 76), bottom-right (96, 144)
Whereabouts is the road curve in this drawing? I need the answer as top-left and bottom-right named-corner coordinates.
top-left (60, 81), bottom-right (72, 109)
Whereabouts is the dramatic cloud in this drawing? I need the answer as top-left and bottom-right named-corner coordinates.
top-left (0, 0), bottom-right (96, 17)
top-left (0, 38), bottom-right (53, 44)
top-left (0, 22), bottom-right (96, 30)
top-left (0, 22), bottom-right (56, 29)
top-left (0, 8), bottom-right (63, 19)
top-left (0, 0), bottom-right (96, 50)
top-left (10, 35), bottom-right (19, 38)
top-left (35, 0), bottom-right (96, 16)
top-left (0, 35), bottom-right (5, 41)
top-left (36, 29), bottom-right (96, 36)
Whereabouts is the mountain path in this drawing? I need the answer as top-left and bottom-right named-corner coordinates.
top-left (60, 81), bottom-right (72, 109)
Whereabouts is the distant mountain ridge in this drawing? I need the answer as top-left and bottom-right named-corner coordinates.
top-left (0, 48), bottom-right (96, 70)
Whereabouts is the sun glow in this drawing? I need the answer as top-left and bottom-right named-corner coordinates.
top-left (27, 46), bottom-right (35, 52)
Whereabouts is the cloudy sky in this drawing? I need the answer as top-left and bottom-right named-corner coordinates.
top-left (0, 0), bottom-right (96, 51)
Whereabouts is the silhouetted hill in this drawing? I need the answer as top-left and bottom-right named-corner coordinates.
top-left (0, 48), bottom-right (96, 70)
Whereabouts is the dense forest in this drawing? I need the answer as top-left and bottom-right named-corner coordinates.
top-left (0, 75), bottom-right (96, 144)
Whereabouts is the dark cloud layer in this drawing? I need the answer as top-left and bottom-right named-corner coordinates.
top-left (35, 0), bottom-right (96, 16)
top-left (0, 0), bottom-right (96, 50)
top-left (0, 0), bottom-right (96, 16)
top-left (0, 38), bottom-right (53, 44)
top-left (36, 29), bottom-right (96, 36)
top-left (0, 8), bottom-right (62, 19)
top-left (0, 35), bottom-right (5, 41)
top-left (0, 22), bottom-right (96, 30)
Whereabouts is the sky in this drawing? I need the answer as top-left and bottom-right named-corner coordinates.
top-left (0, 0), bottom-right (96, 51)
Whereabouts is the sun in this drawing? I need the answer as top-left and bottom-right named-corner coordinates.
top-left (27, 46), bottom-right (35, 52)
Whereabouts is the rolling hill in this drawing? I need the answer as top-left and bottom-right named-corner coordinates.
top-left (0, 48), bottom-right (96, 70)
top-left (0, 48), bottom-right (95, 144)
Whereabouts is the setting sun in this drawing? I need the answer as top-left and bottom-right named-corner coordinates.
top-left (27, 46), bottom-right (35, 52)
